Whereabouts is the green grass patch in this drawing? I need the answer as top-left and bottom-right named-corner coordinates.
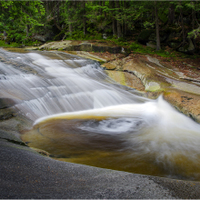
top-left (0, 39), bottom-right (42, 48)
top-left (24, 40), bottom-right (41, 47)
top-left (0, 40), bottom-right (20, 48)
top-left (129, 41), bottom-right (178, 58)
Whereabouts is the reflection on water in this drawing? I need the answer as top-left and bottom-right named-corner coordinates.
top-left (1, 48), bottom-right (200, 181)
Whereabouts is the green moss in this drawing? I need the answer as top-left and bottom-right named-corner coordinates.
top-left (0, 40), bottom-right (41, 48)
top-left (0, 40), bottom-right (20, 48)
top-left (106, 71), bottom-right (126, 86)
top-left (24, 40), bottom-right (41, 47)
top-left (129, 42), bottom-right (180, 58)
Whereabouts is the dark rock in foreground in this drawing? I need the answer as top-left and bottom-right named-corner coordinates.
top-left (1, 128), bottom-right (200, 199)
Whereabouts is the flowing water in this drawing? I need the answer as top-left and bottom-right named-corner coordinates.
top-left (0, 48), bottom-right (200, 181)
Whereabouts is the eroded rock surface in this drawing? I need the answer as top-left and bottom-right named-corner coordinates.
top-left (101, 54), bottom-right (200, 123)
top-left (37, 40), bottom-right (123, 54)
top-left (27, 41), bottom-right (200, 122)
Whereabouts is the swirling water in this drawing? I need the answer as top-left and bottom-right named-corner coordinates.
top-left (0, 48), bottom-right (200, 181)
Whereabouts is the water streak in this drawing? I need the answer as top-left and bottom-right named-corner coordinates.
top-left (0, 49), bottom-right (145, 120)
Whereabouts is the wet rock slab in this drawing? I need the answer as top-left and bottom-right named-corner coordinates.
top-left (0, 104), bottom-right (200, 199)
top-left (1, 129), bottom-right (200, 199)
top-left (37, 40), bottom-right (123, 54)
top-left (101, 54), bottom-right (200, 123)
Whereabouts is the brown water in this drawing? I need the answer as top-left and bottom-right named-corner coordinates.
top-left (22, 99), bottom-right (200, 181)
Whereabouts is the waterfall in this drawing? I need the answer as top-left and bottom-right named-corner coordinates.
top-left (0, 49), bottom-right (146, 121)
top-left (1, 48), bottom-right (200, 181)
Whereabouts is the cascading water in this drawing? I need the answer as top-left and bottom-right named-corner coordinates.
top-left (0, 48), bottom-right (200, 181)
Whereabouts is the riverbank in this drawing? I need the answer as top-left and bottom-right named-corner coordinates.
top-left (26, 40), bottom-right (200, 123)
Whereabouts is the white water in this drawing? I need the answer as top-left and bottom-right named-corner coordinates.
top-left (1, 48), bottom-right (200, 180)
top-left (0, 49), bottom-right (146, 120)
top-left (34, 96), bottom-right (200, 170)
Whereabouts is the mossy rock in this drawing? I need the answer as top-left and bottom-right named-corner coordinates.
top-left (146, 41), bottom-right (156, 49)
top-left (92, 45), bottom-right (121, 53)
top-left (80, 44), bottom-right (92, 52)
top-left (178, 39), bottom-right (195, 54)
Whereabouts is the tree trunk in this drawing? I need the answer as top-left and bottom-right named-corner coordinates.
top-left (46, 1), bottom-right (49, 14)
top-left (168, 3), bottom-right (175, 25)
top-left (112, 19), bottom-right (117, 37)
top-left (69, 22), bottom-right (73, 35)
top-left (68, 2), bottom-right (73, 35)
top-left (102, 1), bottom-right (106, 18)
top-left (155, 1), bottom-right (161, 51)
top-left (117, 21), bottom-right (122, 38)
top-left (116, 0), bottom-right (122, 38)
top-left (123, 0), bottom-right (127, 36)
top-left (192, 2), bottom-right (197, 47)
top-left (26, 25), bottom-right (30, 37)
top-left (179, 2), bottom-right (186, 44)
top-left (192, 2), bottom-right (195, 31)
top-left (52, 1), bottom-right (62, 31)
top-left (3, 30), bottom-right (7, 40)
top-left (99, 1), bottom-right (102, 16)
top-left (110, 1), bottom-right (117, 37)
top-left (82, 1), bottom-right (86, 36)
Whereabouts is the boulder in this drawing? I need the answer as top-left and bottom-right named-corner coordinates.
top-left (33, 34), bottom-right (46, 42)
top-left (33, 32), bottom-right (55, 43)
top-left (103, 54), bottom-right (200, 123)
top-left (146, 41), bottom-right (156, 49)
top-left (0, 98), bottom-right (16, 109)
top-left (178, 39), bottom-right (195, 54)
top-left (187, 38), bottom-right (195, 52)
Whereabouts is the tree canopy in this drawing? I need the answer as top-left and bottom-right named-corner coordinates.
top-left (0, 0), bottom-right (200, 54)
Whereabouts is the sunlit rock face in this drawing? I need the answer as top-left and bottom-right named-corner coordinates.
top-left (1, 48), bottom-right (200, 181)
top-left (102, 54), bottom-right (200, 123)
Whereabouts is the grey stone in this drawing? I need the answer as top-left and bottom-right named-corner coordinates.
top-left (188, 38), bottom-right (195, 51)
top-left (33, 34), bottom-right (46, 42)
top-left (0, 98), bottom-right (16, 109)
top-left (146, 41), bottom-right (156, 49)
top-left (1, 136), bottom-right (200, 199)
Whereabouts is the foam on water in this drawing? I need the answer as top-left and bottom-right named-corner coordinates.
top-left (30, 95), bottom-right (200, 180)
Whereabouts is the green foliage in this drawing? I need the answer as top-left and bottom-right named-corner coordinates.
top-left (129, 42), bottom-right (177, 58)
top-left (143, 22), bottom-right (154, 29)
top-left (0, 0), bottom-right (200, 57)
top-left (188, 28), bottom-right (200, 39)
top-left (0, 1), bottom-right (45, 44)
top-left (130, 42), bottom-right (152, 54)
top-left (0, 40), bottom-right (20, 48)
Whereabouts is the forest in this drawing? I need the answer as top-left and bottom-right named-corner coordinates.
top-left (0, 1), bottom-right (200, 55)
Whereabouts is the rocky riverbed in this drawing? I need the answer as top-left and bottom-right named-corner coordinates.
top-left (102, 53), bottom-right (200, 123)
top-left (30, 40), bottom-right (200, 122)
top-left (1, 43), bottom-right (200, 198)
